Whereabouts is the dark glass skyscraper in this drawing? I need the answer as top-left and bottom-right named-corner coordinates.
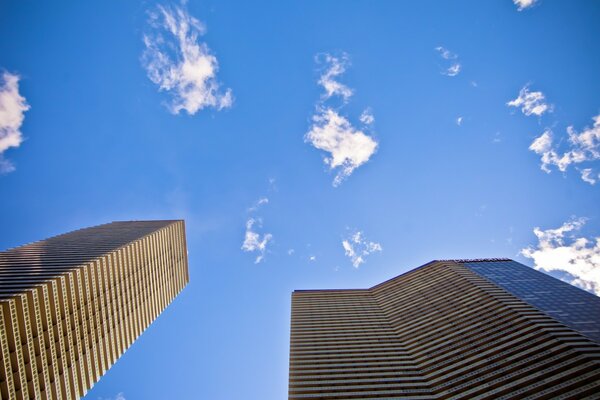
top-left (289, 258), bottom-right (600, 399)
top-left (0, 220), bottom-right (189, 400)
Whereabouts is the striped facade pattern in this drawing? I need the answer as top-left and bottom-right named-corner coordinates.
top-left (290, 259), bottom-right (600, 399)
top-left (0, 220), bottom-right (189, 400)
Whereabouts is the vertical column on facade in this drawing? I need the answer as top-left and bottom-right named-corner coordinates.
top-left (116, 249), bottom-right (130, 351)
top-left (143, 235), bottom-right (157, 324)
top-left (172, 223), bottom-right (184, 293)
top-left (57, 274), bottom-right (80, 399)
top-left (159, 228), bottom-right (173, 307)
top-left (173, 223), bottom-right (184, 295)
top-left (132, 241), bottom-right (145, 339)
top-left (91, 260), bottom-right (108, 376)
top-left (134, 240), bottom-right (149, 335)
top-left (124, 245), bottom-right (138, 345)
top-left (15, 292), bottom-right (41, 398)
top-left (100, 256), bottom-right (117, 368)
top-left (29, 288), bottom-right (52, 400)
top-left (72, 268), bottom-right (93, 393)
top-left (124, 245), bottom-right (138, 348)
top-left (178, 221), bottom-right (190, 284)
top-left (129, 244), bottom-right (142, 346)
top-left (123, 247), bottom-right (136, 350)
top-left (0, 302), bottom-right (16, 400)
top-left (165, 226), bottom-right (176, 305)
top-left (65, 271), bottom-right (86, 397)
top-left (113, 251), bottom-right (127, 356)
top-left (152, 232), bottom-right (165, 319)
top-left (107, 253), bottom-right (124, 360)
top-left (94, 258), bottom-right (112, 372)
top-left (48, 279), bottom-right (72, 399)
top-left (164, 227), bottom-right (176, 306)
top-left (123, 244), bottom-right (136, 345)
top-left (81, 262), bottom-right (101, 386)
top-left (6, 298), bottom-right (28, 400)
top-left (150, 232), bottom-right (164, 317)
top-left (40, 285), bottom-right (63, 400)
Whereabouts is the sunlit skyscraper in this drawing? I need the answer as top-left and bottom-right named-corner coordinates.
top-left (289, 258), bottom-right (600, 399)
top-left (0, 220), bottom-right (189, 399)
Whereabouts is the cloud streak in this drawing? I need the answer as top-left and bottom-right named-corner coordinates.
top-left (513, 0), bottom-right (537, 11)
top-left (305, 53), bottom-right (378, 186)
top-left (521, 218), bottom-right (600, 296)
top-left (142, 4), bottom-right (232, 115)
top-left (0, 72), bottom-right (29, 173)
top-left (435, 46), bottom-right (461, 77)
top-left (241, 218), bottom-right (272, 264)
top-left (317, 53), bottom-right (353, 102)
top-left (507, 85), bottom-right (552, 117)
top-left (342, 230), bottom-right (382, 268)
top-left (529, 115), bottom-right (600, 184)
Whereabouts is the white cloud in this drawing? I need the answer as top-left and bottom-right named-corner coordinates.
top-left (142, 4), bottom-right (232, 115)
top-left (435, 46), bottom-right (458, 60)
top-left (317, 53), bottom-right (353, 102)
top-left (342, 230), bottom-right (382, 268)
top-left (305, 107), bottom-right (378, 186)
top-left (507, 85), bottom-right (551, 117)
top-left (98, 393), bottom-right (126, 400)
top-left (445, 63), bottom-right (461, 77)
top-left (248, 197), bottom-right (269, 212)
top-left (241, 218), bottom-right (272, 264)
top-left (529, 116), bottom-right (600, 183)
top-left (580, 168), bottom-right (598, 185)
top-left (513, 0), bottom-right (537, 11)
top-left (521, 217), bottom-right (600, 296)
top-left (0, 72), bottom-right (29, 173)
top-left (360, 108), bottom-right (375, 125)
top-left (307, 53), bottom-right (378, 186)
top-left (287, 249), bottom-right (295, 255)
top-left (435, 47), bottom-right (461, 77)
top-left (456, 116), bottom-right (463, 126)
top-left (309, 255), bottom-right (316, 262)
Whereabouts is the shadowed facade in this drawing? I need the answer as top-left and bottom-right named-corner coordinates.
top-left (0, 220), bottom-right (189, 400)
top-left (289, 259), bottom-right (600, 399)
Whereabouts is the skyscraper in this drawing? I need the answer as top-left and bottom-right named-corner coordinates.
top-left (0, 220), bottom-right (189, 400)
top-left (289, 259), bottom-right (600, 399)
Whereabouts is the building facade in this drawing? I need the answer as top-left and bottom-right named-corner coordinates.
top-left (0, 220), bottom-right (189, 400)
top-left (289, 259), bottom-right (600, 399)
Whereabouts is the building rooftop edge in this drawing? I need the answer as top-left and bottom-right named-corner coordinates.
top-left (293, 258), bottom-right (515, 293)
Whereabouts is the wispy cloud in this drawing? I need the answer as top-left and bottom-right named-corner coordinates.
top-left (456, 116), bottom-right (463, 126)
top-left (317, 53), bottom-right (353, 102)
top-left (247, 197), bottom-right (269, 212)
top-left (98, 393), bottom-right (126, 400)
top-left (521, 217), bottom-right (600, 295)
top-left (241, 218), bottom-right (272, 264)
top-left (529, 115), bottom-right (600, 184)
top-left (305, 53), bottom-right (378, 187)
top-left (580, 168), bottom-right (599, 185)
top-left (507, 85), bottom-right (552, 117)
top-left (435, 46), bottom-right (461, 77)
top-left (360, 108), bottom-right (375, 125)
top-left (142, 4), bottom-right (232, 115)
top-left (513, 0), bottom-right (537, 11)
top-left (0, 72), bottom-right (29, 173)
top-left (342, 230), bottom-right (382, 268)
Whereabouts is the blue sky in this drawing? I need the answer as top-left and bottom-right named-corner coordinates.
top-left (1, 0), bottom-right (600, 399)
